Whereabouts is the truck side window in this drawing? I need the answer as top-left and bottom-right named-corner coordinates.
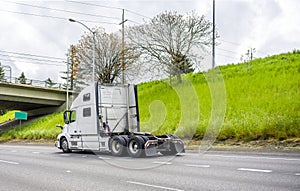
top-left (70, 111), bottom-right (76, 123)
top-left (83, 107), bottom-right (91, 117)
top-left (83, 93), bottom-right (91, 102)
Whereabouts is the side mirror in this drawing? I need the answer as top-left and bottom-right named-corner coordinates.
top-left (56, 124), bottom-right (63, 129)
top-left (63, 111), bottom-right (70, 124)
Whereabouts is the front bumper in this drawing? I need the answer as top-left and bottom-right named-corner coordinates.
top-left (55, 140), bottom-right (60, 148)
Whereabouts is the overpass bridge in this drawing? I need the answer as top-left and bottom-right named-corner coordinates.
top-left (0, 81), bottom-right (73, 117)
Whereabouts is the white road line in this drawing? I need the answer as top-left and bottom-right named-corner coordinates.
top-left (0, 159), bottom-right (19, 165)
top-left (184, 164), bottom-right (210, 168)
top-left (60, 154), bottom-right (71, 157)
top-left (32, 151), bottom-right (40, 154)
top-left (66, 170), bottom-right (71, 173)
top-left (295, 173), bottom-right (300, 176)
top-left (206, 154), bottom-right (300, 161)
top-left (127, 181), bottom-right (184, 191)
top-left (98, 156), bottom-right (111, 160)
top-left (153, 161), bottom-right (172, 165)
top-left (82, 155), bottom-right (87, 158)
top-left (237, 168), bottom-right (272, 173)
top-left (10, 150), bottom-right (17, 153)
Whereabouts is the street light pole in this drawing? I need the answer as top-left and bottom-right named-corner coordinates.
top-left (212, 0), bottom-right (216, 68)
top-left (69, 18), bottom-right (96, 82)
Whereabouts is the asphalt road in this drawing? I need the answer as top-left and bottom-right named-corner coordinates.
top-left (0, 144), bottom-right (299, 191)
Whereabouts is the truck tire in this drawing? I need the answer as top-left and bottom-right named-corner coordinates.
top-left (61, 137), bottom-right (71, 153)
top-left (141, 136), bottom-right (149, 143)
top-left (127, 136), bottom-right (145, 158)
top-left (110, 136), bottom-right (127, 157)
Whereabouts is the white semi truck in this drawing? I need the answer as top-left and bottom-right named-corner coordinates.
top-left (55, 83), bottom-right (184, 157)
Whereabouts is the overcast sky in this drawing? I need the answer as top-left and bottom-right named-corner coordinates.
top-left (0, 0), bottom-right (299, 83)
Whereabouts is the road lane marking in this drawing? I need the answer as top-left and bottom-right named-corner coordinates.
top-left (32, 151), bottom-right (40, 154)
top-left (98, 157), bottom-right (111, 160)
top-left (82, 155), bottom-right (87, 158)
top-left (66, 170), bottom-right (71, 173)
top-left (237, 168), bottom-right (272, 173)
top-left (153, 161), bottom-right (172, 165)
top-left (60, 154), bottom-right (71, 157)
top-left (206, 154), bottom-right (300, 161)
top-left (127, 181), bottom-right (184, 191)
top-left (0, 159), bottom-right (19, 165)
top-left (184, 164), bottom-right (210, 168)
top-left (10, 150), bottom-right (17, 153)
top-left (295, 173), bottom-right (300, 176)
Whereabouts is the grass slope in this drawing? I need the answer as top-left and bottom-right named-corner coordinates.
top-left (0, 51), bottom-right (299, 142)
top-left (138, 51), bottom-right (300, 141)
top-left (0, 112), bottom-right (63, 141)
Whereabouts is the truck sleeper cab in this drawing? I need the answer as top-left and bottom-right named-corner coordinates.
top-left (55, 83), bottom-right (184, 157)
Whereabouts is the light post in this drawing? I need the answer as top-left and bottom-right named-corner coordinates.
top-left (69, 18), bottom-right (96, 82)
top-left (212, 0), bottom-right (215, 68)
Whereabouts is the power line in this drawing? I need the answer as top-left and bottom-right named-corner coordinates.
top-left (0, 49), bottom-right (65, 61)
top-left (0, 9), bottom-right (119, 25)
top-left (66, 0), bottom-right (151, 20)
top-left (66, 0), bottom-right (122, 10)
top-left (216, 53), bottom-right (237, 59)
top-left (219, 39), bottom-right (268, 55)
top-left (0, 53), bottom-right (65, 64)
top-left (127, 19), bottom-right (141, 25)
top-left (6, 1), bottom-right (121, 21)
top-left (216, 48), bottom-right (237, 55)
top-left (0, 58), bottom-right (65, 66)
top-left (124, 9), bottom-right (151, 19)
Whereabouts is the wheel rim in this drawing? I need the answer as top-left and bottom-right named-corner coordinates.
top-left (62, 140), bottom-right (68, 150)
top-left (112, 140), bottom-right (121, 153)
top-left (129, 140), bottom-right (139, 154)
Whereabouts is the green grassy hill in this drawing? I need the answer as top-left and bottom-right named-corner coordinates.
top-left (138, 51), bottom-right (300, 141)
top-left (0, 51), bottom-right (299, 142)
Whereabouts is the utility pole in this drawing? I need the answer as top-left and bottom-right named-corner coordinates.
top-left (66, 48), bottom-right (71, 110)
top-left (119, 9), bottom-right (128, 84)
top-left (212, 0), bottom-right (215, 68)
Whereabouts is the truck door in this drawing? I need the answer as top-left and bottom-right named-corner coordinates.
top-left (64, 110), bottom-right (78, 135)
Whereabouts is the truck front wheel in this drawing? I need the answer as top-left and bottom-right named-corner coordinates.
top-left (127, 136), bottom-right (145, 158)
top-left (61, 137), bottom-right (71, 153)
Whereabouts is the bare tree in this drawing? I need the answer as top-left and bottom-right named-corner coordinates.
top-left (126, 11), bottom-right (213, 83)
top-left (74, 27), bottom-right (139, 86)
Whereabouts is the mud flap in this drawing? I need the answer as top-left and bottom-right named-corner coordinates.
top-left (145, 145), bottom-right (158, 157)
top-left (174, 142), bottom-right (185, 153)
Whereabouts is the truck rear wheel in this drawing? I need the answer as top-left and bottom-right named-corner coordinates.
top-left (110, 136), bottom-right (127, 157)
top-left (127, 136), bottom-right (145, 158)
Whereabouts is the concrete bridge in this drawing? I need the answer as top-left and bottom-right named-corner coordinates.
top-left (0, 82), bottom-right (72, 117)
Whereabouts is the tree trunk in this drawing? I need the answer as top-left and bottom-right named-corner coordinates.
top-left (176, 72), bottom-right (182, 83)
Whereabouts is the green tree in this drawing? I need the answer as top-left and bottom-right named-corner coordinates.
top-left (18, 72), bottom-right (27, 84)
top-left (45, 77), bottom-right (56, 88)
top-left (170, 52), bottom-right (194, 76)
